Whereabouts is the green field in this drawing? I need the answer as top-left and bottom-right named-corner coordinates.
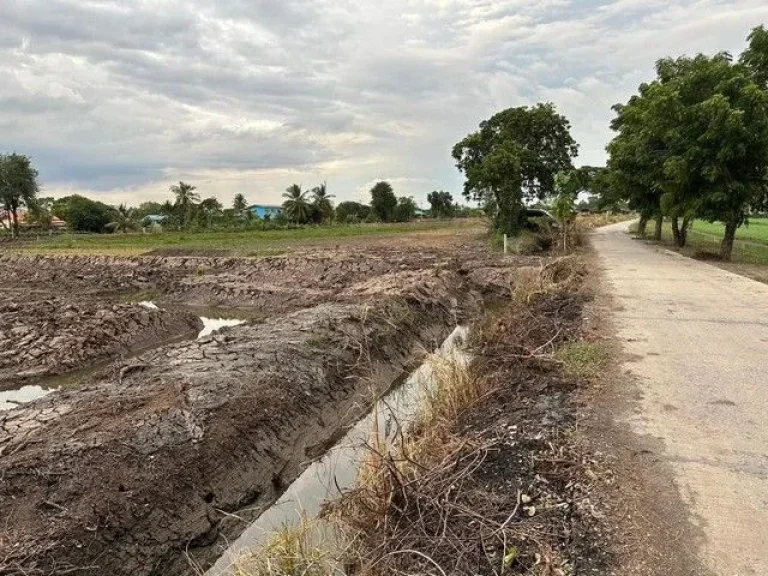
top-left (6, 219), bottom-right (481, 256)
top-left (650, 218), bottom-right (768, 265)
top-left (692, 218), bottom-right (768, 245)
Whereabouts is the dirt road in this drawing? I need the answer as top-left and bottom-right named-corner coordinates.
top-left (592, 222), bottom-right (768, 576)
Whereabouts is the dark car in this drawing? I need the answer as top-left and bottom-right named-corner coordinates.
top-left (524, 208), bottom-right (558, 230)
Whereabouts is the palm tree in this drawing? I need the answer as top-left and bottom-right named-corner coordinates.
top-left (170, 181), bottom-right (199, 228)
top-left (311, 182), bottom-right (335, 222)
top-left (282, 184), bottom-right (310, 223)
top-left (106, 204), bottom-right (140, 233)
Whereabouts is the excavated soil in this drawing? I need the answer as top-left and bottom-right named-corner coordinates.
top-left (0, 240), bottom-right (525, 576)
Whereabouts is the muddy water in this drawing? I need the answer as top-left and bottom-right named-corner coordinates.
top-left (0, 304), bottom-right (247, 411)
top-left (208, 325), bottom-right (470, 576)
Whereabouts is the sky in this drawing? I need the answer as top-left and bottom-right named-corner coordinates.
top-left (2, 0), bottom-right (768, 209)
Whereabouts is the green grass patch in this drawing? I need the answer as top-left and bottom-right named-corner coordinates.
top-left (555, 341), bottom-right (609, 381)
top-left (7, 220), bottom-right (479, 257)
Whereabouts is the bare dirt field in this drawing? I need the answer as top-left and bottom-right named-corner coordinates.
top-left (0, 225), bottom-right (536, 575)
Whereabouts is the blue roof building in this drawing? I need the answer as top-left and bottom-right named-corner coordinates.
top-left (249, 205), bottom-right (283, 219)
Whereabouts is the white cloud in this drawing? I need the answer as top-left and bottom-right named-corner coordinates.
top-left (1, 0), bottom-right (768, 207)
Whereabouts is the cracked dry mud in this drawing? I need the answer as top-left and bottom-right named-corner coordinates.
top-left (0, 240), bottom-right (525, 575)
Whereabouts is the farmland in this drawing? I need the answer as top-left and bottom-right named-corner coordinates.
top-left (4, 219), bottom-right (480, 257)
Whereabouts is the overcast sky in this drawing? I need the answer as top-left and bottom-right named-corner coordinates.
top-left (1, 0), bottom-right (768, 208)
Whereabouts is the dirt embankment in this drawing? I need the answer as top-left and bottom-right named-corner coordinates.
top-left (0, 243), bottom-right (521, 576)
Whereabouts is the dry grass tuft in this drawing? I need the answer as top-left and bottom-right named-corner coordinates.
top-left (232, 520), bottom-right (342, 576)
top-left (512, 256), bottom-right (586, 304)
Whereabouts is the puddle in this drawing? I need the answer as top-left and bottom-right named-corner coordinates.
top-left (198, 318), bottom-right (247, 339)
top-left (0, 385), bottom-right (57, 411)
top-left (137, 301), bottom-right (246, 340)
top-left (208, 325), bottom-right (469, 575)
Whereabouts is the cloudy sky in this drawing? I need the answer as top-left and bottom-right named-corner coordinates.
top-left (1, 0), bottom-right (768, 208)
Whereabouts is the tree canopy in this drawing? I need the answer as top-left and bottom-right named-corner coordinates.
top-left (452, 103), bottom-right (578, 234)
top-left (606, 31), bottom-right (768, 259)
top-left (370, 181), bottom-right (397, 222)
top-left (427, 190), bottom-right (454, 218)
top-left (0, 153), bottom-right (39, 236)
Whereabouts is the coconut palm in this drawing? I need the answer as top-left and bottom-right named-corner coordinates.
top-left (233, 193), bottom-right (248, 214)
top-left (282, 184), bottom-right (310, 223)
top-left (170, 181), bottom-right (199, 228)
top-left (106, 204), bottom-right (140, 233)
top-left (311, 182), bottom-right (335, 222)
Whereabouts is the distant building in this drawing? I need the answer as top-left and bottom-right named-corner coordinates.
top-left (143, 215), bottom-right (167, 224)
top-left (414, 208), bottom-right (428, 219)
top-left (249, 205), bottom-right (283, 220)
top-left (1, 210), bottom-right (67, 230)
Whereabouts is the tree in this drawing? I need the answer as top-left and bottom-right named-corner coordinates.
top-left (233, 193), bottom-right (248, 214)
top-left (336, 201), bottom-right (371, 223)
top-left (311, 182), bottom-right (335, 222)
top-left (170, 181), bottom-right (199, 228)
top-left (0, 153), bottom-right (39, 237)
top-left (551, 168), bottom-right (592, 250)
top-left (199, 197), bottom-right (223, 228)
top-left (106, 204), bottom-right (141, 233)
top-left (427, 190), bottom-right (454, 218)
top-left (370, 181), bottom-right (397, 222)
top-left (26, 196), bottom-right (54, 232)
top-left (452, 103), bottom-right (578, 234)
top-left (741, 25), bottom-right (768, 89)
top-left (394, 196), bottom-right (418, 222)
top-left (282, 184), bottom-right (311, 223)
top-left (58, 195), bottom-right (115, 233)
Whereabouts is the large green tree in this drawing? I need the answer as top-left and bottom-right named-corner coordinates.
top-left (427, 190), bottom-right (454, 218)
top-left (232, 193), bottom-right (248, 214)
top-left (370, 181), bottom-right (397, 222)
top-left (452, 103), bottom-right (578, 234)
top-left (336, 201), bottom-right (370, 223)
top-left (609, 48), bottom-right (768, 258)
top-left (0, 153), bottom-right (39, 237)
top-left (282, 184), bottom-right (311, 223)
top-left (55, 195), bottom-right (114, 233)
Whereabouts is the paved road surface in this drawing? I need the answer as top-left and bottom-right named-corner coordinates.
top-left (592, 222), bottom-right (768, 576)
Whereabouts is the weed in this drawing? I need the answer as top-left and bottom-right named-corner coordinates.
top-left (232, 521), bottom-right (342, 576)
top-left (513, 256), bottom-right (586, 303)
top-left (555, 341), bottom-right (609, 380)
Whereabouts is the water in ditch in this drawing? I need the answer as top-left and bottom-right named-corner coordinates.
top-left (0, 303), bottom-right (247, 412)
top-left (208, 325), bottom-right (470, 576)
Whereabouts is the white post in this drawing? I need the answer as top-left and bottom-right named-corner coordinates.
top-left (503, 234), bottom-right (508, 254)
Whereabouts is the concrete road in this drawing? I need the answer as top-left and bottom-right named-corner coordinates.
top-left (592, 222), bottom-right (768, 576)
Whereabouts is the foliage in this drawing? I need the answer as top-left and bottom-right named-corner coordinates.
top-left (607, 32), bottom-right (768, 259)
top-left (426, 190), bottom-right (454, 218)
top-left (393, 196), bottom-right (418, 222)
top-left (0, 153), bottom-right (39, 237)
top-left (170, 181), bottom-right (199, 228)
top-left (311, 182), bottom-right (335, 222)
top-left (56, 195), bottom-right (116, 233)
top-left (741, 25), bottom-right (768, 89)
top-left (233, 193), bottom-right (248, 214)
top-left (106, 204), bottom-right (141, 233)
top-left (370, 181), bottom-right (397, 222)
top-left (452, 103), bottom-right (578, 235)
top-left (335, 201), bottom-right (371, 223)
top-left (282, 184), bottom-right (311, 224)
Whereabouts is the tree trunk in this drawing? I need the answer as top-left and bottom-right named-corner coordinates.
top-left (11, 207), bottom-right (19, 238)
top-left (720, 217), bottom-right (738, 261)
top-left (653, 214), bottom-right (663, 241)
top-left (637, 214), bottom-right (649, 236)
top-left (679, 216), bottom-right (692, 248)
top-left (671, 216), bottom-right (680, 246)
